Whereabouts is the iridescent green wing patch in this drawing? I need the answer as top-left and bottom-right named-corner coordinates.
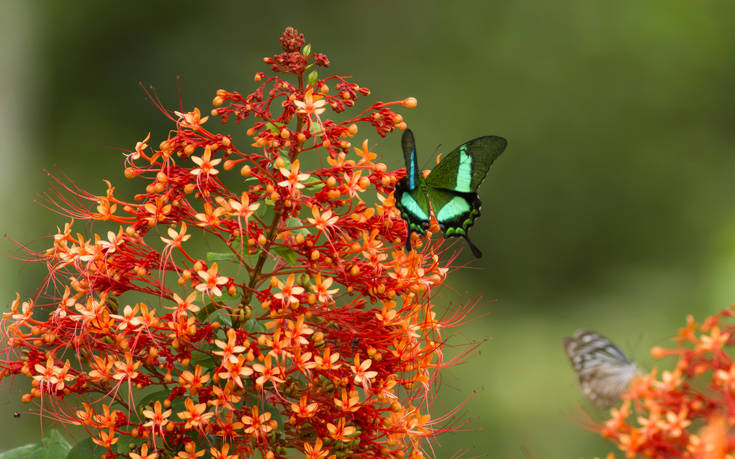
top-left (395, 129), bottom-right (431, 253)
top-left (397, 187), bottom-right (430, 235)
top-left (429, 188), bottom-right (483, 258)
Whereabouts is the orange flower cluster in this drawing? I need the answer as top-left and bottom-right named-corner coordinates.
top-left (601, 306), bottom-right (735, 458)
top-left (0, 27), bottom-right (472, 458)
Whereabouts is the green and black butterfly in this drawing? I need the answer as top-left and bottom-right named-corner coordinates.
top-left (395, 129), bottom-right (507, 258)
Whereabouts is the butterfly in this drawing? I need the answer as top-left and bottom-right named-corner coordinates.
top-left (562, 329), bottom-right (637, 409)
top-left (395, 129), bottom-right (507, 258)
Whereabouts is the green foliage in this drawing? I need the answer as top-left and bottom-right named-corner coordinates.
top-left (0, 430), bottom-right (70, 459)
top-left (206, 251), bottom-right (234, 263)
top-left (65, 438), bottom-right (107, 459)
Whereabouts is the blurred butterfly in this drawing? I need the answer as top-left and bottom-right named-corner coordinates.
top-left (562, 329), bottom-right (637, 409)
top-left (395, 129), bottom-right (507, 258)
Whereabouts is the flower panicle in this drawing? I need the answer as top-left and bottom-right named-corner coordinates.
top-left (0, 26), bottom-right (474, 458)
top-left (601, 304), bottom-right (735, 458)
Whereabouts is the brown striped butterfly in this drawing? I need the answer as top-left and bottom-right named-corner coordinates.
top-left (563, 329), bottom-right (637, 409)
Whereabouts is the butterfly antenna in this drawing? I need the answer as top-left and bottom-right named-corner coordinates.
top-left (629, 330), bottom-right (645, 363)
top-left (421, 143), bottom-right (443, 169)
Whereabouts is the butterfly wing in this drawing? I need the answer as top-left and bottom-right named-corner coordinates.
top-left (395, 129), bottom-right (431, 251)
top-left (400, 129), bottom-right (422, 192)
top-left (425, 135), bottom-right (507, 193)
top-left (424, 135), bottom-right (507, 258)
top-left (429, 188), bottom-right (483, 257)
top-left (563, 329), bottom-right (637, 409)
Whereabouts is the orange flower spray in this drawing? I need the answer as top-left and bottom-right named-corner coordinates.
top-left (0, 27), bottom-right (477, 458)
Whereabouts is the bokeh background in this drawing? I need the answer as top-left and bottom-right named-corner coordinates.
top-left (3, 1), bottom-right (735, 457)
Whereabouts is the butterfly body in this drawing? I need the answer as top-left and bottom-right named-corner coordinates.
top-left (395, 129), bottom-right (507, 258)
top-left (563, 329), bottom-right (637, 409)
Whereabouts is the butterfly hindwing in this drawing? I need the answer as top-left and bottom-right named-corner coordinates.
top-left (397, 187), bottom-right (430, 236)
top-left (429, 188), bottom-right (483, 257)
top-left (563, 329), bottom-right (637, 409)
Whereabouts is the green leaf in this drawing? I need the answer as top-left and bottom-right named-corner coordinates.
top-left (302, 175), bottom-right (322, 186)
top-left (307, 70), bottom-right (319, 86)
top-left (206, 251), bottom-right (234, 263)
top-left (264, 402), bottom-right (285, 434)
top-left (196, 302), bottom-right (218, 322)
top-left (264, 121), bottom-right (284, 134)
top-left (302, 43), bottom-right (311, 56)
top-left (191, 350), bottom-right (216, 369)
top-left (255, 201), bottom-right (270, 218)
top-left (276, 156), bottom-right (291, 170)
top-left (207, 309), bottom-right (233, 327)
top-left (136, 389), bottom-right (172, 411)
top-left (65, 438), bottom-right (107, 459)
top-left (285, 217), bottom-right (312, 237)
top-left (0, 430), bottom-right (71, 459)
top-left (272, 246), bottom-right (299, 264)
top-left (244, 316), bottom-right (266, 334)
top-left (309, 123), bottom-right (323, 136)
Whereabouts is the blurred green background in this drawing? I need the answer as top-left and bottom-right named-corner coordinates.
top-left (3, 1), bottom-right (735, 457)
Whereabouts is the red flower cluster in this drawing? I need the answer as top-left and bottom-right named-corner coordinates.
top-left (601, 306), bottom-right (735, 458)
top-left (0, 27), bottom-right (474, 458)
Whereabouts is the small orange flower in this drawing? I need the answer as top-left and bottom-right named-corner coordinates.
top-left (113, 353), bottom-right (142, 381)
top-left (177, 398), bottom-right (213, 430)
top-left (91, 429), bottom-right (118, 448)
top-left (304, 437), bottom-right (331, 459)
top-left (171, 291), bottom-right (200, 315)
top-left (291, 395), bottom-right (319, 418)
top-left (142, 400), bottom-right (172, 431)
top-left (161, 223), bottom-right (191, 247)
top-left (217, 354), bottom-right (254, 389)
top-left (351, 355), bottom-right (378, 387)
top-left (251, 354), bottom-right (285, 388)
top-left (129, 443), bottom-right (158, 459)
top-left (326, 417), bottom-right (356, 441)
top-left (131, 132), bottom-right (150, 160)
top-left (241, 405), bottom-right (274, 438)
top-left (294, 88), bottom-right (326, 116)
top-left (175, 441), bottom-right (205, 459)
top-left (311, 273), bottom-right (338, 303)
top-left (179, 365), bottom-right (211, 393)
top-left (273, 274), bottom-right (304, 305)
top-left (175, 107), bottom-right (209, 129)
top-left (277, 159), bottom-right (310, 190)
top-left (307, 206), bottom-right (339, 231)
top-left (190, 145), bottom-right (221, 176)
top-left (208, 443), bottom-right (238, 459)
top-left (195, 262), bottom-right (229, 297)
top-left (354, 139), bottom-right (377, 164)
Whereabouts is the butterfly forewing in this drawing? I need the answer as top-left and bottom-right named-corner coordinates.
top-left (401, 129), bottom-right (422, 192)
top-left (563, 329), bottom-right (637, 409)
top-left (396, 130), bottom-right (431, 246)
top-left (426, 136), bottom-right (507, 193)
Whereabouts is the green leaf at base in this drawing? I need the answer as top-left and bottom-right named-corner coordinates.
top-left (0, 429), bottom-right (71, 459)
